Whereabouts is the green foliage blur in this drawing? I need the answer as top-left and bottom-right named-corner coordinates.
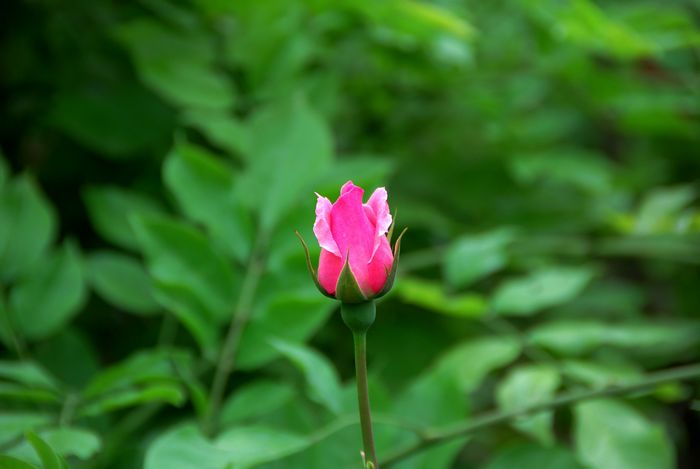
top-left (1, 0), bottom-right (700, 467)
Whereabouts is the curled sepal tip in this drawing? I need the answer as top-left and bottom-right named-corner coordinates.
top-left (374, 227), bottom-right (407, 299)
top-left (295, 230), bottom-right (335, 299)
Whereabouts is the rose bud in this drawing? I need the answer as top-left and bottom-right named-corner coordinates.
top-left (297, 180), bottom-right (405, 304)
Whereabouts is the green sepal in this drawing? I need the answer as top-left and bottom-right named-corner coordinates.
top-left (335, 252), bottom-right (368, 304)
top-left (295, 231), bottom-right (335, 299)
top-left (374, 227), bottom-right (407, 299)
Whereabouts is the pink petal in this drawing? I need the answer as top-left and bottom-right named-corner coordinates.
top-left (318, 248), bottom-right (344, 295)
top-left (366, 236), bottom-right (394, 294)
top-left (313, 194), bottom-right (340, 256)
top-left (330, 182), bottom-right (375, 294)
top-left (340, 180), bottom-right (358, 195)
top-left (364, 187), bottom-right (392, 260)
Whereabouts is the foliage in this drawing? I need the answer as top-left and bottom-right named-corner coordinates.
top-left (1, 0), bottom-right (700, 468)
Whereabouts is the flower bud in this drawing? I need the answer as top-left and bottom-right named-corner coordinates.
top-left (297, 180), bottom-right (405, 303)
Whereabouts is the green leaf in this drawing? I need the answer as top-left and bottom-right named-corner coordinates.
top-left (0, 361), bottom-right (59, 391)
top-left (509, 149), bottom-right (613, 194)
top-left (561, 359), bottom-right (641, 388)
top-left (221, 380), bottom-right (295, 426)
top-left (50, 85), bottom-right (173, 158)
top-left (215, 425), bottom-right (309, 466)
top-left (0, 413), bottom-right (52, 447)
top-left (9, 428), bottom-right (98, 467)
top-left (270, 339), bottom-right (343, 415)
top-left (144, 423), bottom-right (310, 469)
top-left (35, 329), bottom-right (99, 389)
top-left (496, 364), bottom-right (561, 445)
top-left (115, 19), bottom-right (234, 110)
top-left (84, 349), bottom-right (191, 398)
top-left (163, 141), bottom-right (252, 262)
top-left (484, 443), bottom-right (583, 469)
top-left (575, 399), bottom-right (674, 469)
top-left (86, 251), bottom-right (159, 316)
top-left (492, 266), bottom-right (595, 316)
top-left (80, 383), bottom-right (186, 417)
top-left (443, 229), bottom-right (515, 287)
top-left (237, 290), bottom-right (334, 369)
top-left (394, 336), bottom-right (521, 427)
top-left (0, 175), bottom-right (55, 281)
top-left (9, 242), bottom-right (86, 341)
top-left (528, 320), bottom-right (700, 361)
top-left (632, 186), bottom-right (695, 234)
top-left (0, 455), bottom-right (38, 469)
top-left (132, 214), bottom-right (239, 355)
top-left (396, 277), bottom-right (487, 317)
top-left (83, 186), bottom-right (163, 250)
top-left (238, 96), bottom-right (333, 232)
top-left (24, 432), bottom-right (62, 469)
top-left (81, 350), bottom-right (190, 416)
top-left (181, 109), bottom-right (249, 157)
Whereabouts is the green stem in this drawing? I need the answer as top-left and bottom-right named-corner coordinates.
top-left (341, 301), bottom-right (379, 468)
top-left (381, 362), bottom-right (700, 467)
top-left (204, 240), bottom-right (265, 436)
top-left (353, 330), bottom-right (378, 468)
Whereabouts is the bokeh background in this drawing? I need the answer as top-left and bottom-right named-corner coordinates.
top-left (1, 0), bottom-right (700, 468)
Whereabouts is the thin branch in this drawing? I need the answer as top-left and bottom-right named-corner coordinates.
top-left (204, 238), bottom-right (266, 436)
top-left (381, 362), bottom-right (700, 467)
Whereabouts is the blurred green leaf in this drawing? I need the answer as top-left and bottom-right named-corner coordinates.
top-left (9, 242), bottom-right (86, 341)
top-left (11, 428), bottom-right (99, 464)
top-left (493, 266), bottom-right (595, 316)
top-left (484, 443), bottom-right (583, 469)
top-left (394, 336), bottom-right (521, 427)
top-left (221, 380), bottom-right (295, 426)
top-left (84, 349), bottom-right (190, 398)
top-left (496, 364), bottom-right (560, 445)
top-left (443, 229), bottom-right (515, 287)
top-left (561, 359), bottom-right (641, 388)
top-left (0, 413), bottom-right (52, 447)
top-left (0, 361), bottom-right (59, 391)
top-left (50, 85), bottom-right (173, 158)
top-left (132, 214), bottom-right (239, 355)
top-left (575, 399), bottom-right (674, 469)
top-left (396, 277), bottom-right (487, 317)
top-left (0, 175), bottom-right (55, 281)
top-left (144, 423), bottom-right (310, 469)
top-left (23, 432), bottom-right (63, 469)
top-left (238, 96), bottom-right (333, 232)
top-left (83, 186), bottom-right (164, 251)
top-left (632, 186), bottom-right (695, 234)
top-left (80, 383), bottom-right (186, 417)
top-left (509, 149), bottom-right (614, 194)
top-left (237, 290), bottom-right (334, 369)
top-left (529, 320), bottom-right (700, 361)
top-left (35, 329), bottom-right (99, 390)
top-left (0, 454), bottom-right (38, 469)
top-left (86, 251), bottom-right (159, 316)
top-left (115, 19), bottom-right (234, 110)
top-left (181, 109), bottom-right (249, 157)
top-left (271, 339), bottom-right (343, 415)
top-left (163, 141), bottom-right (252, 262)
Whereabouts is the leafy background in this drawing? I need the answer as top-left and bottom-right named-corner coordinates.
top-left (1, 0), bottom-right (700, 468)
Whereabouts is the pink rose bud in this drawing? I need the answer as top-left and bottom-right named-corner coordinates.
top-left (297, 181), bottom-right (405, 303)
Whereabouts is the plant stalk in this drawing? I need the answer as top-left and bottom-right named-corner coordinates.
top-left (341, 301), bottom-right (379, 468)
top-left (205, 240), bottom-right (265, 436)
top-left (353, 330), bottom-right (378, 468)
top-left (381, 362), bottom-right (700, 467)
